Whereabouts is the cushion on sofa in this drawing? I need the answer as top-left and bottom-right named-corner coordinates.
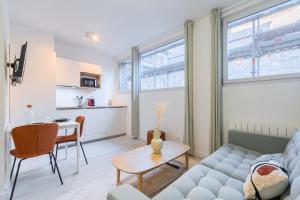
top-left (252, 153), bottom-right (285, 167)
top-left (283, 132), bottom-right (300, 183)
top-left (283, 131), bottom-right (300, 200)
top-left (153, 164), bottom-right (245, 200)
top-left (200, 144), bottom-right (261, 182)
top-left (244, 162), bottom-right (288, 199)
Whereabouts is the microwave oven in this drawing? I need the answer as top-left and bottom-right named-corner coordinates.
top-left (81, 77), bottom-right (97, 88)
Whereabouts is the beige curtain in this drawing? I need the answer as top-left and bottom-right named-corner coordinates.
top-left (210, 9), bottom-right (222, 152)
top-left (184, 20), bottom-right (194, 155)
top-left (131, 47), bottom-right (140, 139)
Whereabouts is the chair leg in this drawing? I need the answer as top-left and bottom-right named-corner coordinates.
top-left (51, 153), bottom-right (63, 185)
top-left (54, 144), bottom-right (58, 173)
top-left (49, 153), bottom-right (54, 173)
top-left (10, 159), bottom-right (24, 200)
top-left (55, 144), bottom-right (58, 160)
top-left (10, 157), bottom-right (16, 180)
top-left (80, 142), bottom-right (88, 165)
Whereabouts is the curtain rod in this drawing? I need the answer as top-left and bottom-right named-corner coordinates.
top-left (221, 0), bottom-right (265, 15)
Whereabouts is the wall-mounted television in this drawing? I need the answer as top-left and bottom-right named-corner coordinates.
top-left (8, 41), bottom-right (27, 86)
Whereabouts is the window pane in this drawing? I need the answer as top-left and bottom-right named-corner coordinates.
top-left (260, 48), bottom-right (300, 76)
top-left (155, 74), bottom-right (167, 89)
top-left (226, 0), bottom-right (300, 81)
top-left (168, 70), bottom-right (184, 88)
top-left (141, 77), bottom-right (155, 90)
top-left (228, 58), bottom-right (253, 80)
top-left (140, 54), bottom-right (155, 90)
top-left (119, 60), bottom-right (132, 92)
top-left (140, 38), bottom-right (185, 91)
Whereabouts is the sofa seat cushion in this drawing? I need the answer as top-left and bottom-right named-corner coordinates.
top-left (153, 164), bottom-right (245, 200)
top-left (283, 132), bottom-right (300, 184)
top-left (282, 132), bottom-right (300, 200)
top-left (200, 144), bottom-right (262, 182)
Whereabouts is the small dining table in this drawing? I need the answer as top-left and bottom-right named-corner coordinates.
top-left (4, 120), bottom-right (80, 190)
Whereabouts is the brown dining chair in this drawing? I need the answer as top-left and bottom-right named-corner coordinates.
top-left (55, 116), bottom-right (88, 166)
top-left (10, 123), bottom-right (63, 200)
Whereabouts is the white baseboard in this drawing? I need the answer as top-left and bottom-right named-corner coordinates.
top-left (194, 151), bottom-right (209, 159)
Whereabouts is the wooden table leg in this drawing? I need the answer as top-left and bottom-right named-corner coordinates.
top-left (137, 173), bottom-right (143, 191)
top-left (116, 169), bottom-right (120, 185)
top-left (185, 152), bottom-right (189, 169)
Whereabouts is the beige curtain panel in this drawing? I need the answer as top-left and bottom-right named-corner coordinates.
top-left (131, 47), bottom-right (140, 139)
top-left (210, 8), bottom-right (222, 152)
top-left (184, 20), bottom-right (194, 155)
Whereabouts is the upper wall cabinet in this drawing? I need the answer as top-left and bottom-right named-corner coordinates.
top-left (80, 62), bottom-right (101, 75)
top-left (56, 57), bottom-right (80, 87)
top-left (56, 57), bottom-right (101, 88)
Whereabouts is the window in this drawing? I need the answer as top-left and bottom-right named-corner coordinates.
top-left (119, 59), bottom-right (132, 92)
top-left (225, 0), bottom-right (300, 82)
top-left (140, 38), bottom-right (185, 91)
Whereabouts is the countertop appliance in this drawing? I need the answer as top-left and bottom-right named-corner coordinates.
top-left (87, 98), bottom-right (95, 106)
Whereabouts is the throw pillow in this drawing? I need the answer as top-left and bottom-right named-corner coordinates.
top-left (244, 154), bottom-right (288, 200)
top-left (252, 154), bottom-right (285, 168)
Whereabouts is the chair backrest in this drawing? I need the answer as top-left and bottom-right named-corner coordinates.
top-left (74, 116), bottom-right (85, 137)
top-left (11, 123), bottom-right (59, 158)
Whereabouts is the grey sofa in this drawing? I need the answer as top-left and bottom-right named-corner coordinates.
top-left (107, 130), bottom-right (300, 200)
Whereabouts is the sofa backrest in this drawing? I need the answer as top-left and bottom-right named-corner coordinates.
top-left (283, 131), bottom-right (300, 200)
top-left (228, 130), bottom-right (290, 154)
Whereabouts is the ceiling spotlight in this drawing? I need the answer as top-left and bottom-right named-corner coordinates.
top-left (83, 32), bottom-right (100, 43)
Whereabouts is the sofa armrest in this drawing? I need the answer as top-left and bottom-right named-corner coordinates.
top-left (228, 130), bottom-right (290, 154)
top-left (107, 184), bottom-right (151, 200)
top-left (291, 177), bottom-right (300, 200)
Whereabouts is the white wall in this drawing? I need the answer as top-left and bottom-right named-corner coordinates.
top-left (56, 87), bottom-right (109, 107)
top-left (223, 79), bottom-right (300, 140)
top-left (139, 89), bottom-right (185, 142)
top-left (9, 22), bottom-right (57, 124)
top-left (193, 16), bottom-right (212, 157)
top-left (0, 0), bottom-right (9, 198)
top-left (55, 42), bottom-right (115, 106)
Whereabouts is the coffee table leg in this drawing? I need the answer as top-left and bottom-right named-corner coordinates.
top-left (116, 169), bottom-right (120, 185)
top-left (137, 173), bottom-right (143, 191)
top-left (185, 152), bottom-right (189, 169)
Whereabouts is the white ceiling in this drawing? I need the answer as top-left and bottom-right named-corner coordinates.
top-left (8, 0), bottom-right (242, 58)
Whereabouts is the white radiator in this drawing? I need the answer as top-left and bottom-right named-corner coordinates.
top-left (229, 121), bottom-right (300, 138)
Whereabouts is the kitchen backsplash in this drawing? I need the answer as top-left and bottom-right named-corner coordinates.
top-left (56, 86), bottom-right (109, 107)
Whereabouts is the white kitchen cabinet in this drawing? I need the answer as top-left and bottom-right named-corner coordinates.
top-left (84, 107), bottom-right (127, 141)
top-left (55, 107), bottom-right (127, 142)
top-left (80, 62), bottom-right (101, 75)
top-left (56, 57), bottom-right (80, 87)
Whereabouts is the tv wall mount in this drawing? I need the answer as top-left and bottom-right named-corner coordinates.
top-left (7, 57), bottom-right (21, 86)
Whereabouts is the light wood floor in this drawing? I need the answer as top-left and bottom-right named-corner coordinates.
top-left (10, 136), bottom-right (200, 200)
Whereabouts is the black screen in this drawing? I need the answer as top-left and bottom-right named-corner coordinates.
top-left (13, 42), bottom-right (27, 78)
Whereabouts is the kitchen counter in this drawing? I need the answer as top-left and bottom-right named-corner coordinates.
top-left (56, 105), bottom-right (127, 110)
top-left (56, 105), bottom-right (127, 142)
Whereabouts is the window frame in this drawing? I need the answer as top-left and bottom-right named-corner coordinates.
top-left (117, 57), bottom-right (132, 93)
top-left (139, 37), bottom-right (185, 92)
top-left (223, 0), bottom-right (300, 84)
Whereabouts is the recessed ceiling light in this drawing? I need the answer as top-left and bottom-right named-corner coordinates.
top-left (83, 32), bottom-right (100, 43)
